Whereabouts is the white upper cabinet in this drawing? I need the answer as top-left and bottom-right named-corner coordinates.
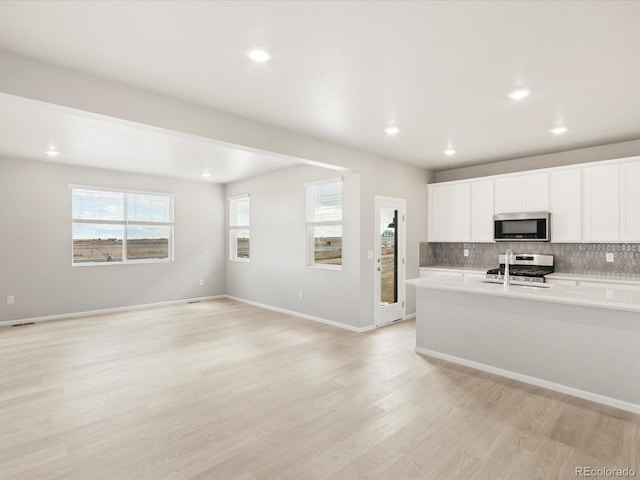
top-left (494, 172), bottom-right (549, 214)
top-left (523, 172), bottom-right (550, 211)
top-left (429, 156), bottom-right (640, 244)
top-left (428, 182), bottom-right (471, 242)
top-left (549, 169), bottom-right (581, 242)
top-left (428, 183), bottom-right (452, 242)
top-left (583, 164), bottom-right (620, 242)
top-left (620, 161), bottom-right (640, 241)
top-left (494, 176), bottom-right (522, 213)
top-left (470, 179), bottom-right (494, 242)
top-left (450, 183), bottom-right (471, 241)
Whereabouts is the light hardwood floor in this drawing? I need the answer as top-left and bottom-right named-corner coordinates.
top-left (1, 299), bottom-right (638, 479)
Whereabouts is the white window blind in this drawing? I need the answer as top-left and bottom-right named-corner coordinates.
top-left (230, 196), bottom-right (250, 227)
top-left (127, 193), bottom-right (172, 223)
top-left (306, 180), bottom-right (343, 223)
top-left (72, 189), bottom-right (124, 222)
top-left (71, 187), bottom-right (174, 265)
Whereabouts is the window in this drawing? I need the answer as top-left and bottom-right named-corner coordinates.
top-left (71, 186), bottom-right (174, 265)
top-left (305, 178), bottom-right (342, 268)
top-left (229, 195), bottom-right (250, 261)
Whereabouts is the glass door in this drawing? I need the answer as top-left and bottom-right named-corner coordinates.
top-left (374, 196), bottom-right (406, 326)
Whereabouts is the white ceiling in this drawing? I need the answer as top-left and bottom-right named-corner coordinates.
top-left (0, 1), bottom-right (639, 172)
top-left (0, 93), bottom-right (305, 183)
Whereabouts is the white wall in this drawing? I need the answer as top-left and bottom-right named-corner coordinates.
top-left (435, 138), bottom-right (640, 182)
top-left (0, 51), bottom-right (432, 329)
top-left (357, 156), bottom-right (430, 326)
top-left (225, 165), bottom-right (361, 328)
top-left (0, 157), bottom-right (225, 323)
top-left (225, 160), bottom-right (429, 330)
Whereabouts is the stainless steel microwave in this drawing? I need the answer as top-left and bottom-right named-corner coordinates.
top-left (494, 212), bottom-right (550, 242)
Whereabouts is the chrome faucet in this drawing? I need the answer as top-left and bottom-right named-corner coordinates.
top-left (504, 249), bottom-right (513, 289)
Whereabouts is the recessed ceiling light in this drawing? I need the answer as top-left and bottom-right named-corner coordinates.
top-left (551, 126), bottom-right (568, 135)
top-left (385, 126), bottom-right (399, 135)
top-left (247, 48), bottom-right (272, 63)
top-left (508, 88), bottom-right (531, 100)
top-left (46, 149), bottom-right (60, 157)
top-left (202, 167), bottom-right (211, 178)
top-left (444, 148), bottom-right (456, 156)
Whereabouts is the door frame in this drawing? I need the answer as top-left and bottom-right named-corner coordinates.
top-left (374, 195), bottom-right (407, 327)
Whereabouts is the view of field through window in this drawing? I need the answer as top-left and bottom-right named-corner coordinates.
top-left (380, 208), bottom-right (397, 305)
top-left (313, 225), bottom-right (342, 265)
top-left (235, 231), bottom-right (250, 259)
top-left (73, 238), bottom-right (170, 263)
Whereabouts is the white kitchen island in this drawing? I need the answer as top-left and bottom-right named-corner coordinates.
top-left (406, 276), bottom-right (640, 414)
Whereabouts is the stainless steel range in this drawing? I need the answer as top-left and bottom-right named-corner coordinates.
top-left (486, 253), bottom-right (554, 285)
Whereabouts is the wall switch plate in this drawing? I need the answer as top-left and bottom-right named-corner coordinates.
top-left (299, 290), bottom-right (303, 299)
top-left (463, 249), bottom-right (469, 257)
top-left (199, 280), bottom-right (204, 286)
top-left (606, 252), bottom-right (614, 263)
top-left (7, 296), bottom-right (14, 305)
top-left (367, 251), bottom-right (374, 260)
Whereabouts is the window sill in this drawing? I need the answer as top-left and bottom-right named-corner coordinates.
top-left (307, 264), bottom-right (342, 271)
top-left (72, 259), bottom-right (172, 267)
top-left (230, 258), bottom-right (250, 263)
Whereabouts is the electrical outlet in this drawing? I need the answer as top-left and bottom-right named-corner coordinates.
top-left (199, 280), bottom-right (204, 286)
top-left (299, 290), bottom-right (303, 299)
top-left (7, 296), bottom-right (14, 305)
top-left (606, 252), bottom-right (614, 263)
top-left (463, 249), bottom-right (469, 257)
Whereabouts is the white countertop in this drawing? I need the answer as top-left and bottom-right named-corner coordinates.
top-left (406, 275), bottom-right (640, 313)
top-left (547, 272), bottom-right (640, 286)
top-left (420, 266), bottom-right (640, 286)
top-left (419, 266), bottom-right (487, 274)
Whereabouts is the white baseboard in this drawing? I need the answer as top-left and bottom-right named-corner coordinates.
top-left (375, 313), bottom-right (416, 329)
top-left (2, 294), bottom-right (387, 335)
top-left (225, 295), bottom-right (373, 333)
top-left (0, 296), bottom-right (225, 327)
top-left (415, 347), bottom-right (640, 415)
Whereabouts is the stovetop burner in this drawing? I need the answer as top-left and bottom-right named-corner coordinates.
top-left (486, 253), bottom-right (554, 283)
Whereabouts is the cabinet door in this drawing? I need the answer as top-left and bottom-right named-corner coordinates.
top-left (495, 173), bottom-right (549, 214)
top-left (428, 184), bottom-right (451, 242)
top-left (494, 177), bottom-right (523, 214)
top-left (450, 183), bottom-right (471, 241)
top-left (620, 160), bottom-right (640, 241)
top-left (583, 164), bottom-right (620, 242)
top-left (471, 179), bottom-right (494, 242)
top-left (523, 172), bottom-right (549, 211)
top-left (549, 169), bottom-right (581, 242)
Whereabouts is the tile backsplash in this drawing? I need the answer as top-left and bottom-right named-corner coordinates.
top-left (420, 242), bottom-right (640, 277)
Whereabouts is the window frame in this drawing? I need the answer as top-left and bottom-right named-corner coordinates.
top-left (70, 185), bottom-right (175, 266)
top-left (305, 177), bottom-right (343, 270)
top-left (228, 194), bottom-right (250, 262)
